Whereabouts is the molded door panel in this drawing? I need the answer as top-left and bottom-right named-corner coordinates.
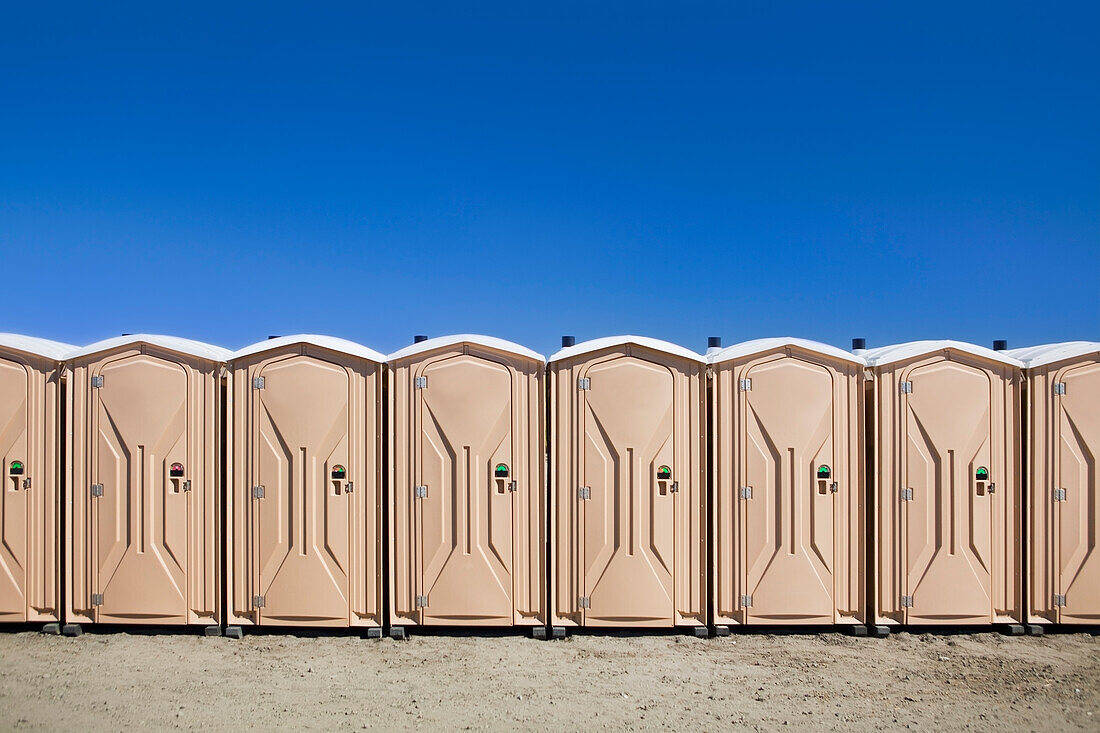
top-left (0, 360), bottom-right (29, 620)
top-left (1057, 363), bottom-right (1100, 622)
top-left (93, 355), bottom-right (189, 621)
top-left (417, 355), bottom-right (513, 623)
top-left (743, 358), bottom-right (835, 622)
top-left (903, 362), bottom-right (993, 622)
top-left (254, 356), bottom-right (351, 624)
top-left (581, 357), bottom-right (675, 625)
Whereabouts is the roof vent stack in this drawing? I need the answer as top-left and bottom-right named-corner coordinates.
top-left (852, 338), bottom-right (867, 356)
top-left (993, 339), bottom-right (1008, 351)
top-left (706, 336), bottom-right (722, 356)
top-left (561, 336), bottom-right (576, 348)
top-left (414, 335), bottom-right (428, 344)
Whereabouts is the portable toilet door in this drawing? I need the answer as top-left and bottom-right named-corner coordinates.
top-left (549, 336), bottom-right (706, 631)
top-left (1009, 342), bottom-right (1100, 626)
top-left (66, 335), bottom-right (229, 630)
top-left (709, 339), bottom-right (866, 630)
top-left (227, 336), bottom-right (384, 630)
top-left (865, 341), bottom-right (1023, 628)
top-left (388, 335), bottom-right (545, 632)
top-left (0, 334), bottom-right (72, 627)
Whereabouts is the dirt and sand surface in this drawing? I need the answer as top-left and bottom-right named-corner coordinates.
top-left (0, 628), bottom-right (1096, 731)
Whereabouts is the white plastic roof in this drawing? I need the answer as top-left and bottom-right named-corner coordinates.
top-left (234, 335), bottom-right (386, 363)
top-left (68, 334), bottom-right (232, 362)
top-left (862, 340), bottom-right (1023, 368)
top-left (0, 333), bottom-right (77, 361)
top-left (388, 334), bottom-right (544, 363)
top-left (549, 335), bottom-right (706, 364)
top-left (708, 337), bottom-right (864, 365)
top-left (1006, 342), bottom-right (1100, 369)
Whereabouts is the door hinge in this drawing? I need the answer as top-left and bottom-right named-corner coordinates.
top-left (740, 486), bottom-right (752, 499)
top-left (1054, 594), bottom-right (1066, 607)
top-left (91, 375), bottom-right (104, 388)
top-left (416, 595), bottom-right (428, 608)
top-left (252, 376), bottom-right (265, 389)
top-left (91, 593), bottom-right (103, 606)
top-left (182, 479), bottom-right (192, 492)
top-left (345, 481), bottom-right (354, 493)
top-left (741, 594), bottom-right (752, 608)
top-left (415, 485), bottom-right (428, 498)
top-left (739, 378), bottom-right (752, 391)
top-left (508, 480), bottom-right (517, 492)
top-left (900, 381), bottom-right (912, 394)
top-left (578, 596), bottom-right (590, 608)
top-left (901, 595), bottom-right (914, 607)
top-left (91, 483), bottom-right (103, 497)
top-left (414, 376), bottom-right (427, 389)
top-left (901, 488), bottom-right (913, 501)
top-left (253, 595), bottom-right (265, 608)
top-left (22, 477), bottom-right (31, 490)
top-left (1054, 382), bottom-right (1066, 396)
top-left (577, 377), bottom-right (591, 390)
top-left (252, 485), bottom-right (265, 499)
top-left (578, 486), bottom-right (591, 500)
top-left (1054, 488), bottom-right (1067, 502)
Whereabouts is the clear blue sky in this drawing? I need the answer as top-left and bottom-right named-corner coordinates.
top-left (2, 2), bottom-right (1097, 356)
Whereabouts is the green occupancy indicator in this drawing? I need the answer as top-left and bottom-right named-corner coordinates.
top-left (494, 463), bottom-right (509, 478)
top-left (10, 460), bottom-right (24, 475)
top-left (332, 465), bottom-right (347, 479)
top-left (976, 466), bottom-right (989, 480)
top-left (817, 465), bottom-right (831, 479)
top-left (657, 465), bottom-right (672, 480)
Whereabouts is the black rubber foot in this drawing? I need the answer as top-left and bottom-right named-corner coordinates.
top-left (870, 625), bottom-right (890, 638)
top-left (365, 627), bottom-right (383, 639)
top-left (848, 625), bottom-right (869, 637)
top-left (714, 625), bottom-right (731, 637)
top-left (224, 626), bottom-right (244, 640)
top-left (389, 627), bottom-right (407, 640)
top-left (531, 626), bottom-right (547, 640)
top-left (691, 626), bottom-right (708, 638)
top-left (551, 626), bottom-right (567, 639)
top-left (1026, 624), bottom-right (1045, 636)
top-left (41, 623), bottom-right (61, 635)
top-left (61, 624), bottom-right (82, 637)
top-left (1001, 624), bottom-right (1025, 636)
top-left (203, 625), bottom-right (221, 637)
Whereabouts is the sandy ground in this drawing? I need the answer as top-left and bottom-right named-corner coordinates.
top-left (0, 628), bottom-right (1097, 731)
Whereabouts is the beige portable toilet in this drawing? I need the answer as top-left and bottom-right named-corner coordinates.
top-left (865, 341), bottom-right (1023, 632)
top-left (65, 335), bottom-right (229, 634)
top-left (389, 335), bottom-right (545, 637)
top-left (0, 334), bottom-right (73, 631)
top-left (1008, 342), bottom-right (1100, 627)
top-left (226, 336), bottom-right (384, 635)
top-left (709, 338), bottom-right (866, 631)
top-left (549, 336), bottom-right (706, 634)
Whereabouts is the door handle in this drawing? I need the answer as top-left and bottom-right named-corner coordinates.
top-left (829, 481), bottom-right (838, 493)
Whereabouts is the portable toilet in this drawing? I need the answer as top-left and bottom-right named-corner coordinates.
top-left (1008, 342), bottom-right (1100, 626)
top-left (389, 335), bottom-right (545, 636)
top-left (865, 341), bottom-right (1023, 630)
top-left (709, 338), bottom-right (866, 630)
top-left (549, 336), bottom-right (706, 633)
top-left (0, 334), bottom-right (73, 630)
top-left (65, 335), bottom-right (230, 633)
top-left (227, 336), bottom-right (385, 633)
